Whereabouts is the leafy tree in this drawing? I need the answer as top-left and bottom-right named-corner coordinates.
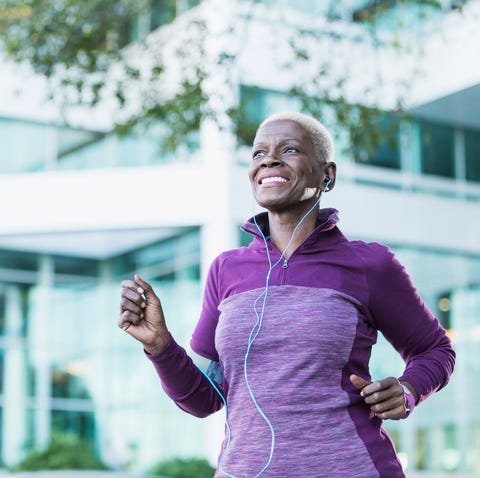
top-left (10, 433), bottom-right (108, 471)
top-left (0, 0), bottom-right (456, 156)
top-left (149, 457), bottom-right (215, 478)
top-left (0, 0), bottom-right (207, 153)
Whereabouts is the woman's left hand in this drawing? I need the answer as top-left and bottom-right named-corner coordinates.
top-left (350, 374), bottom-right (407, 420)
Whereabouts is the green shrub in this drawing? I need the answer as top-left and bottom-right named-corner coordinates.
top-left (11, 433), bottom-right (108, 471)
top-left (149, 457), bottom-right (215, 478)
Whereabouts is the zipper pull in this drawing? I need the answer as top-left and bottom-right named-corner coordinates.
top-left (282, 258), bottom-right (288, 269)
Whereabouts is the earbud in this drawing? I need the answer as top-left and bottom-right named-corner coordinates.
top-left (323, 177), bottom-right (332, 192)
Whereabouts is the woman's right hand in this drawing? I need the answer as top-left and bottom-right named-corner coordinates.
top-left (119, 274), bottom-right (170, 355)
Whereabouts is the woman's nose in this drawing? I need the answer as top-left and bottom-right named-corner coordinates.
top-left (260, 152), bottom-right (282, 167)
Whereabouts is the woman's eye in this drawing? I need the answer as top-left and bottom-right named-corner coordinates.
top-left (253, 150), bottom-right (266, 159)
top-left (285, 147), bottom-right (298, 153)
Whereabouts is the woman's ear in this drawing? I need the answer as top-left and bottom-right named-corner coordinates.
top-left (323, 162), bottom-right (337, 192)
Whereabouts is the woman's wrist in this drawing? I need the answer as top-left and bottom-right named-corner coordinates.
top-left (144, 331), bottom-right (171, 355)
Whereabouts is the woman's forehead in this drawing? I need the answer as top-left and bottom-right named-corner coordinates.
top-left (254, 119), bottom-right (309, 143)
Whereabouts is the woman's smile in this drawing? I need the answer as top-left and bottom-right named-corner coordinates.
top-left (258, 175), bottom-right (290, 186)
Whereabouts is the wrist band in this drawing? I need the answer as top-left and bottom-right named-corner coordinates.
top-left (401, 384), bottom-right (416, 419)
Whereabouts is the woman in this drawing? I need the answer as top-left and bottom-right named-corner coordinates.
top-left (119, 112), bottom-right (455, 477)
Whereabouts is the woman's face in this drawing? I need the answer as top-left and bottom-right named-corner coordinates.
top-left (249, 119), bottom-right (324, 212)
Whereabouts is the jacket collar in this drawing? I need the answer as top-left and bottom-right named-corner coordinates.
top-left (241, 208), bottom-right (341, 251)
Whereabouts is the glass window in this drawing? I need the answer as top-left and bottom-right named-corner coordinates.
top-left (0, 290), bottom-right (5, 336)
top-left (237, 85), bottom-right (300, 146)
top-left (0, 236), bottom-right (204, 469)
top-left (51, 369), bottom-right (91, 399)
top-left (57, 127), bottom-right (103, 158)
top-left (57, 136), bottom-right (114, 170)
top-left (352, 112), bottom-right (401, 169)
top-left (54, 256), bottom-right (99, 278)
top-left (150, 0), bottom-right (176, 31)
top-left (0, 118), bottom-right (48, 173)
top-left (465, 128), bottom-right (480, 183)
top-left (436, 291), bottom-right (452, 330)
top-left (369, 246), bottom-right (480, 473)
top-left (0, 116), bottom-right (195, 173)
top-left (58, 128), bottom-right (197, 170)
top-left (111, 228), bottom-right (200, 280)
top-left (419, 121), bottom-right (455, 178)
top-left (52, 410), bottom-right (96, 441)
top-left (237, 86), bottom-right (269, 146)
top-left (0, 249), bottom-right (38, 272)
top-left (351, 1), bottom-right (459, 28)
top-left (118, 14), bottom-right (138, 47)
top-left (238, 86), bottom-right (401, 171)
top-left (284, 0), bottom-right (333, 16)
top-left (0, 118), bottom-right (103, 174)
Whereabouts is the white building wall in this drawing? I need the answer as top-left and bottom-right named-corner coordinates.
top-left (1, 161), bottom-right (479, 255)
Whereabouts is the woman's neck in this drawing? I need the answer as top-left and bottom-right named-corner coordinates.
top-left (267, 206), bottom-right (319, 258)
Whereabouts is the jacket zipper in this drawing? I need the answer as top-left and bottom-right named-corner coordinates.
top-left (279, 257), bottom-right (289, 285)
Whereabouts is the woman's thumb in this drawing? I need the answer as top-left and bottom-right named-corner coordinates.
top-left (350, 374), bottom-right (371, 391)
top-left (135, 274), bottom-right (154, 298)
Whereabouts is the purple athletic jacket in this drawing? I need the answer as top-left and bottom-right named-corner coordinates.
top-left (147, 208), bottom-right (455, 477)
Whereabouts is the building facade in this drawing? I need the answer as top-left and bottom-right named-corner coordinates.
top-left (0, 0), bottom-right (480, 474)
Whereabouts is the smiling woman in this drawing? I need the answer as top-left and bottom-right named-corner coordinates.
top-left (119, 111), bottom-right (455, 478)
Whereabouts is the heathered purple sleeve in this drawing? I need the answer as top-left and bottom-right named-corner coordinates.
top-left (366, 244), bottom-right (455, 403)
top-left (145, 335), bottom-right (224, 418)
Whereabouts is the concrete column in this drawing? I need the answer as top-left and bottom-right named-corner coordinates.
top-left (199, 118), bottom-right (239, 281)
top-left (429, 425), bottom-right (444, 471)
top-left (32, 255), bottom-right (54, 450)
top-left (95, 260), bottom-right (114, 467)
top-left (1, 285), bottom-right (27, 466)
top-left (398, 421), bottom-right (416, 473)
top-left (450, 287), bottom-right (477, 472)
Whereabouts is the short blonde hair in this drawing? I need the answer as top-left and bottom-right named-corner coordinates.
top-left (258, 112), bottom-right (334, 164)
